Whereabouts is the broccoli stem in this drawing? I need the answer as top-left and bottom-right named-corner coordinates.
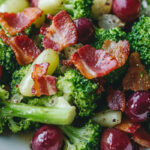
top-left (1, 99), bottom-right (76, 125)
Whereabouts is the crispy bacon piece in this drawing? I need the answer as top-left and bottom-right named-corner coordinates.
top-left (29, 0), bottom-right (39, 7)
top-left (107, 90), bottom-right (126, 112)
top-left (123, 52), bottom-right (150, 91)
top-left (0, 7), bottom-right (43, 36)
top-left (71, 45), bottom-right (118, 79)
top-left (116, 117), bottom-right (141, 133)
top-left (32, 63), bottom-right (57, 97)
top-left (102, 40), bottom-right (130, 67)
top-left (132, 128), bottom-right (150, 148)
top-left (42, 10), bottom-right (78, 51)
top-left (61, 60), bottom-right (74, 67)
top-left (0, 29), bottom-right (41, 65)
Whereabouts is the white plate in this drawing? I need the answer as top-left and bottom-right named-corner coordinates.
top-left (0, 132), bottom-right (34, 150)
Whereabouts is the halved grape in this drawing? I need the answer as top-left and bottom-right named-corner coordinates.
top-left (93, 109), bottom-right (122, 127)
top-left (19, 49), bottom-right (59, 97)
top-left (0, 0), bottom-right (29, 13)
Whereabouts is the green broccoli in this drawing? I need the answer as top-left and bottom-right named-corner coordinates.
top-left (0, 95), bottom-right (76, 134)
top-left (11, 64), bottom-right (31, 95)
top-left (104, 60), bottom-right (129, 85)
top-left (60, 121), bottom-right (101, 150)
top-left (11, 66), bottom-right (99, 117)
top-left (24, 24), bottom-right (37, 38)
top-left (0, 39), bottom-right (19, 83)
top-left (62, 0), bottom-right (93, 19)
top-left (41, 0), bottom-right (93, 19)
top-left (128, 16), bottom-right (150, 74)
top-left (57, 69), bottom-right (99, 117)
top-left (0, 85), bottom-right (9, 100)
top-left (92, 27), bottom-right (127, 49)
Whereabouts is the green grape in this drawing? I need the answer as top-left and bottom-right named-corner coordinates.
top-left (19, 49), bottom-right (59, 97)
top-left (38, 0), bottom-right (62, 15)
top-left (0, 0), bottom-right (29, 13)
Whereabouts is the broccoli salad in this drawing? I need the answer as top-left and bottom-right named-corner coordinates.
top-left (0, 0), bottom-right (150, 150)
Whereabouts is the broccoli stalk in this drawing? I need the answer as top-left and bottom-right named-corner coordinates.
top-left (0, 97), bottom-right (76, 131)
top-left (60, 121), bottom-right (101, 150)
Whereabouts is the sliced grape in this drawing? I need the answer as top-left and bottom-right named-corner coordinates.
top-left (93, 109), bottom-right (122, 127)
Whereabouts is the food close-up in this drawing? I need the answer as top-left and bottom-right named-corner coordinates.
top-left (0, 0), bottom-right (150, 150)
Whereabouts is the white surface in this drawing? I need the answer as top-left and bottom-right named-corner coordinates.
top-left (0, 132), bottom-right (33, 150)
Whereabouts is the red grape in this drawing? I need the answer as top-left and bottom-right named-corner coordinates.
top-left (73, 18), bottom-right (94, 44)
top-left (125, 91), bottom-right (150, 122)
top-left (101, 128), bottom-right (133, 150)
top-left (112, 0), bottom-right (141, 22)
top-left (32, 125), bottom-right (63, 150)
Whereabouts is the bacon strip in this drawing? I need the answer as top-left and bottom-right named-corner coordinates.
top-left (123, 52), bottom-right (150, 91)
top-left (0, 7), bottom-right (43, 36)
top-left (32, 63), bottom-right (57, 97)
top-left (42, 10), bottom-right (78, 51)
top-left (116, 117), bottom-right (141, 133)
top-left (0, 29), bottom-right (41, 65)
top-left (102, 40), bottom-right (130, 68)
top-left (107, 90), bottom-right (126, 112)
top-left (132, 128), bottom-right (150, 148)
top-left (71, 45), bottom-right (118, 79)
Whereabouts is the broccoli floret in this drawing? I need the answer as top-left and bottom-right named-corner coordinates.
top-left (57, 69), bottom-right (99, 117)
top-left (61, 0), bottom-right (93, 19)
top-left (104, 60), bottom-right (129, 85)
top-left (0, 39), bottom-right (19, 83)
top-left (24, 24), bottom-right (37, 38)
top-left (92, 27), bottom-right (126, 49)
top-left (61, 121), bottom-right (101, 150)
top-left (0, 85), bottom-right (9, 100)
top-left (0, 96), bottom-right (76, 134)
top-left (128, 16), bottom-right (150, 73)
top-left (11, 64), bottom-right (31, 95)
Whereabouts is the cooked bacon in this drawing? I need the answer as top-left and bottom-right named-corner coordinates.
top-left (123, 52), bottom-right (150, 91)
top-left (0, 7), bottom-right (43, 36)
top-left (42, 10), bottom-right (78, 51)
top-left (71, 45), bottom-right (118, 79)
top-left (116, 117), bottom-right (141, 133)
top-left (61, 60), bottom-right (74, 67)
top-left (0, 29), bottom-right (41, 65)
top-left (107, 90), bottom-right (126, 112)
top-left (29, 0), bottom-right (39, 7)
top-left (132, 128), bottom-right (150, 148)
top-left (32, 63), bottom-right (57, 97)
top-left (102, 40), bottom-right (130, 68)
